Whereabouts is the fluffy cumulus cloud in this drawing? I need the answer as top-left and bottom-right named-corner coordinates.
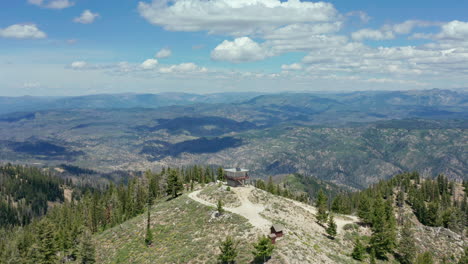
top-left (437, 20), bottom-right (468, 40)
top-left (140, 59), bottom-right (158, 70)
top-left (28, 0), bottom-right (74, 9)
top-left (138, 0), bottom-right (349, 63)
top-left (211, 37), bottom-right (271, 62)
top-left (138, 0), bottom-right (339, 36)
top-left (155, 48), bottom-right (172, 58)
top-left (74, 10), bottom-right (100, 24)
top-left (0, 24), bottom-right (46, 39)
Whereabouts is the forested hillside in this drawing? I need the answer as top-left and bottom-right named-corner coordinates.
top-left (0, 165), bottom-right (66, 227)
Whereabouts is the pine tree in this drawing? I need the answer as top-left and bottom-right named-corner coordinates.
top-left (145, 204), bottom-right (153, 246)
top-left (369, 197), bottom-right (395, 260)
top-left (316, 189), bottom-right (328, 225)
top-left (369, 248), bottom-right (376, 264)
top-left (397, 191), bottom-right (405, 208)
top-left (166, 170), bottom-right (183, 198)
top-left (351, 238), bottom-right (365, 261)
top-left (326, 214), bottom-right (337, 239)
top-left (398, 221), bottom-right (416, 264)
top-left (79, 229), bottom-right (95, 264)
top-left (426, 202), bottom-right (441, 226)
top-left (357, 194), bottom-right (372, 225)
top-left (266, 176), bottom-right (275, 194)
top-left (217, 200), bottom-right (224, 215)
top-left (217, 167), bottom-right (225, 181)
top-left (415, 251), bottom-right (434, 264)
top-left (218, 236), bottom-right (237, 264)
top-left (36, 219), bottom-right (58, 264)
top-left (252, 236), bottom-right (274, 263)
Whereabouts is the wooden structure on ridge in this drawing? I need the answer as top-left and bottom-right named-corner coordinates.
top-left (224, 167), bottom-right (249, 187)
top-left (269, 224), bottom-right (284, 244)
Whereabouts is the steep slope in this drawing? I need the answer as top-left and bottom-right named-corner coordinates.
top-left (94, 184), bottom-right (361, 264)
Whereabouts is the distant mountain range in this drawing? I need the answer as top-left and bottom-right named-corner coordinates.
top-left (0, 92), bottom-right (264, 115)
top-left (0, 89), bottom-right (466, 188)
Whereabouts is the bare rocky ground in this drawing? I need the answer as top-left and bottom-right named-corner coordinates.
top-left (189, 184), bottom-right (362, 263)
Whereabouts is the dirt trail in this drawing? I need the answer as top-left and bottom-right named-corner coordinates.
top-left (287, 199), bottom-right (358, 232)
top-left (188, 185), bottom-right (357, 233)
top-left (188, 186), bottom-right (271, 231)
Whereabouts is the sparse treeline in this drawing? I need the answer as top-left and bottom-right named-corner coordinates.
top-left (254, 176), bottom-right (309, 203)
top-left (0, 164), bottom-right (224, 263)
top-left (331, 172), bottom-right (467, 262)
top-left (331, 172), bottom-right (467, 234)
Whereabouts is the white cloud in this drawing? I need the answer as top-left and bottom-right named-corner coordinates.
top-left (155, 48), bottom-right (172, 58)
top-left (28, 0), bottom-right (74, 9)
top-left (138, 0), bottom-right (339, 36)
top-left (211, 37), bottom-right (271, 62)
top-left (437, 20), bottom-right (468, 40)
top-left (0, 24), bottom-right (47, 39)
top-left (140, 59), bottom-right (158, 70)
top-left (159, 63), bottom-right (207, 73)
top-left (281, 63), bottom-right (302, 70)
top-left (351, 29), bottom-right (394, 41)
top-left (74, 10), bottom-right (100, 24)
top-left (70, 61), bottom-right (88, 69)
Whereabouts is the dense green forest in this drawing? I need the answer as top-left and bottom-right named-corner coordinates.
top-left (0, 164), bottom-right (230, 263)
top-left (0, 165), bottom-right (65, 227)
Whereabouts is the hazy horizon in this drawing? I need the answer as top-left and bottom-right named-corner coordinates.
top-left (1, 0), bottom-right (468, 96)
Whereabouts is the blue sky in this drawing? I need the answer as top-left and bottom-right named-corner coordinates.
top-left (0, 0), bottom-right (467, 96)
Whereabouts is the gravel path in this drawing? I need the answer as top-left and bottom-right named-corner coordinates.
top-left (188, 186), bottom-right (271, 231)
top-left (188, 185), bottom-right (357, 234)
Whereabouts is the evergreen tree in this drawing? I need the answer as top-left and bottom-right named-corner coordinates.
top-left (326, 215), bottom-right (337, 239)
top-left (36, 219), bottom-right (58, 264)
top-left (218, 236), bottom-right (237, 264)
top-left (398, 221), bottom-right (416, 264)
top-left (266, 176), bottom-right (275, 194)
top-left (316, 190), bottom-right (328, 225)
top-left (396, 191), bottom-right (405, 208)
top-left (217, 200), bottom-right (224, 215)
top-left (369, 198), bottom-right (395, 260)
top-left (357, 194), bottom-right (372, 225)
top-left (252, 236), bottom-right (274, 263)
top-left (415, 252), bottom-right (434, 264)
top-left (217, 167), bottom-right (225, 181)
top-left (351, 238), bottom-right (365, 261)
top-left (166, 170), bottom-right (183, 198)
top-left (79, 229), bottom-right (95, 264)
top-left (145, 205), bottom-right (153, 246)
top-left (369, 248), bottom-right (376, 264)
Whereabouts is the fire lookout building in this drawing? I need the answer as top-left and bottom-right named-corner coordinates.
top-left (224, 168), bottom-right (249, 187)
